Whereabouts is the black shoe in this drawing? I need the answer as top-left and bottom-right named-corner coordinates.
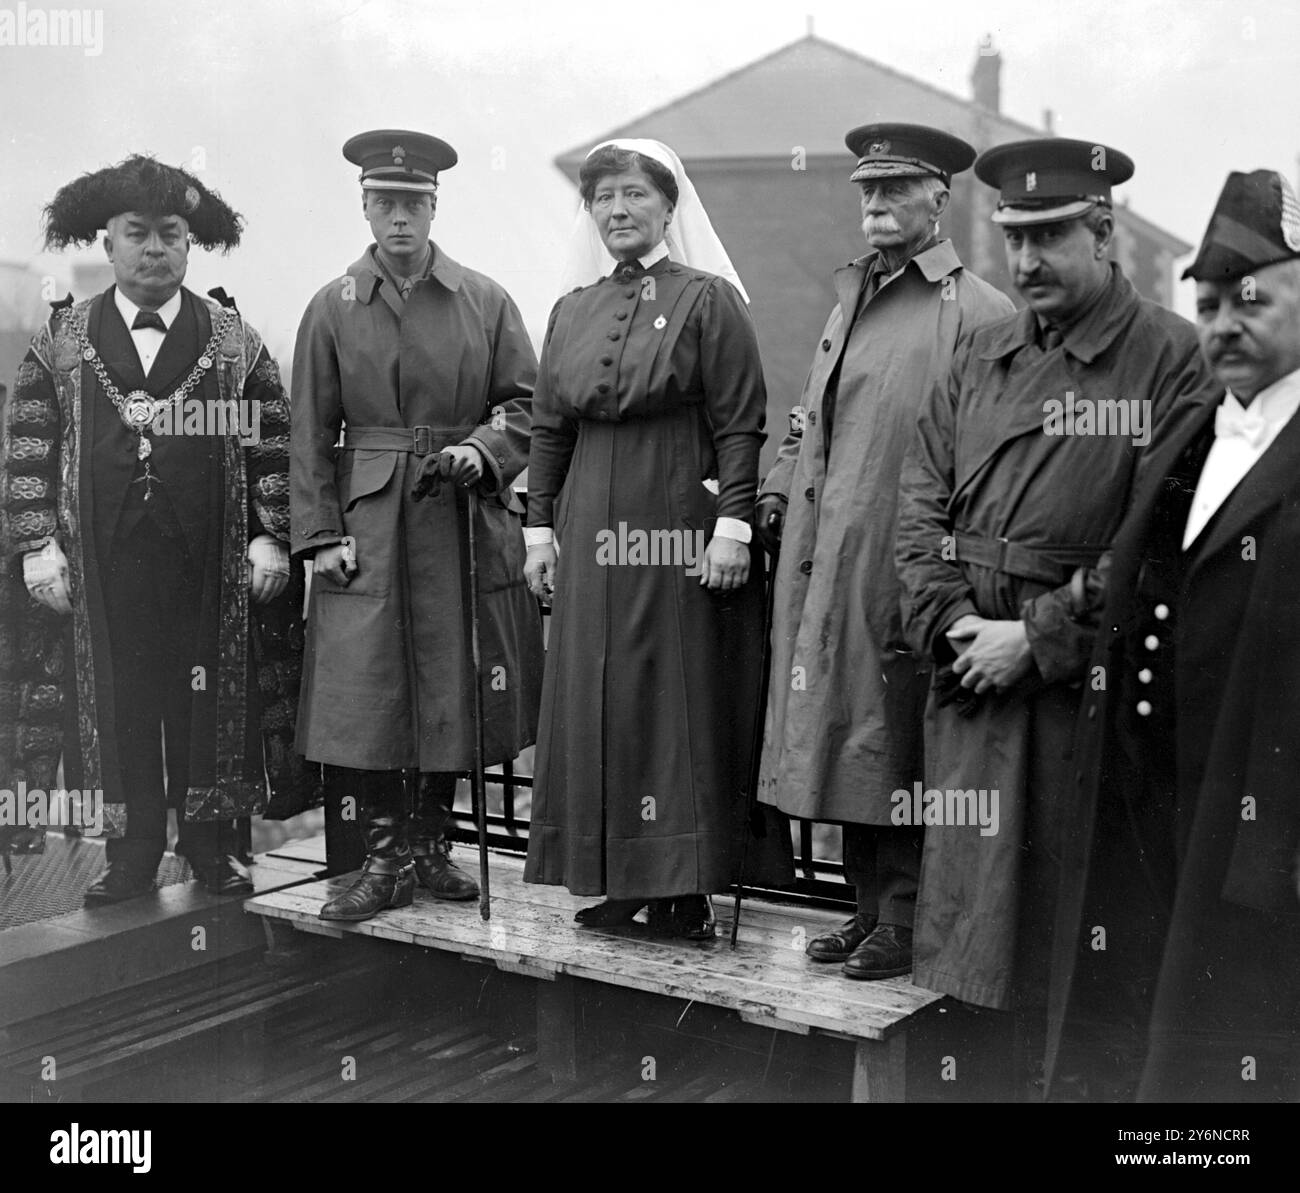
top-left (320, 859), bottom-right (416, 921)
top-left (645, 898), bottom-right (676, 934)
top-left (806, 912), bottom-right (877, 962)
top-left (843, 923), bottom-right (913, 980)
top-left (671, 895), bottom-right (717, 942)
top-left (84, 863), bottom-right (156, 906)
top-left (413, 841), bottom-right (480, 901)
top-left (186, 852), bottom-right (254, 897)
top-left (574, 898), bottom-right (645, 926)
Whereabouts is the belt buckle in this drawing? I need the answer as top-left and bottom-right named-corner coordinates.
top-left (995, 536), bottom-right (1011, 572)
top-left (412, 425), bottom-right (433, 456)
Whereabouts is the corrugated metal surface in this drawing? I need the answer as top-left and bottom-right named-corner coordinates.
top-left (0, 835), bottom-right (191, 930)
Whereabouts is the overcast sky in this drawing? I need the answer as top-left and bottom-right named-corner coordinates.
top-left (2, 0), bottom-right (1298, 357)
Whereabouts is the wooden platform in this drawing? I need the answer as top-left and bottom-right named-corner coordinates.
top-left (1, 846), bottom-right (320, 1030)
top-left (247, 850), bottom-right (944, 1101)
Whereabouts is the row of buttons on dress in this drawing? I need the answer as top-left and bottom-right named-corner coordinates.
top-left (591, 284), bottom-right (639, 419)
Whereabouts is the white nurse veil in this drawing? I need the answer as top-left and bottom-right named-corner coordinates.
top-left (556, 138), bottom-right (750, 302)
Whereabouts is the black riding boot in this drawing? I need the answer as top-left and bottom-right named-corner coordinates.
top-left (319, 771), bottom-right (415, 921)
top-left (410, 772), bottom-right (479, 901)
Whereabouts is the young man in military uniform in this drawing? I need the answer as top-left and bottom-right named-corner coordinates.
top-left (1, 156), bottom-right (308, 904)
top-left (292, 130), bottom-right (542, 922)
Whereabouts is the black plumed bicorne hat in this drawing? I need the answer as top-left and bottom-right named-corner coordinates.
top-left (42, 154), bottom-right (243, 251)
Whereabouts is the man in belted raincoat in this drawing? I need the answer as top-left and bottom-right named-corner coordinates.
top-left (291, 129), bottom-right (542, 922)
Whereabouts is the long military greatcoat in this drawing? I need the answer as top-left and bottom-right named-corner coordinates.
top-left (524, 257), bottom-right (792, 900)
top-left (0, 287), bottom-right (311, 836)
top-left (291, 244), bottom-right (543, 772)
top-left (758, 241), bottom-right (1013, 825)
top-left (895, 265), bottom-right (1213, 1011)
top-left (1046, 390), bottom-right (1300, 1101)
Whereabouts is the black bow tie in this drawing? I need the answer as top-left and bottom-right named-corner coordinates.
top-left (132, 311), bottom-right (167, 332)
top-left (611, 260), bottom-right (645, 283)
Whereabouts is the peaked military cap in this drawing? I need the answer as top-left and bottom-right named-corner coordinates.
top-left (1182, 169), bottom-right (1300, 281)
top-left (42, 154), bottom-right (243, 251)
top-left (343, 129), bottom-right (458, 194)
top-left (846, 123), bottom-right (976, 186)
top-left (975, 137), bottom-right (1134, 225)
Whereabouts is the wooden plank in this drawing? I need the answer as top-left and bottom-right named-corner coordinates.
top-left (249, 880), bottom-right (938, 1041)
top-left (851, 1033), bottom-right (907, 1103)
top-left (253, 884), bottom-right (928, 1037)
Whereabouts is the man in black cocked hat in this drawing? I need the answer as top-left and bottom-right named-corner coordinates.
top-left (1, 155), bottom-right (313, 904)
top-left (1048, 169), bottom-right (1300, 1102)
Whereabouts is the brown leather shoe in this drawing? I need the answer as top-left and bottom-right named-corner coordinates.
top-left (187, 853), bottom-right (254, 897)
top-left (320, 859), bottom-right (416, 921)
top-left (806, 912), bottom-right (878, 962)
top-left (671, 895), bottom-right (716, 941)
top-left (843, 923), bottom-right (913, 980)
top-left (413, 841), bottom-right (479, 901)
top-left (574, 898), bottom-right (646, 926)
top-left (84, 863), bottom-right (157, 906)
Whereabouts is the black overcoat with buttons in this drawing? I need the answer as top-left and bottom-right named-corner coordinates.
top-left (1046, 390), bottom-right (1300, 1100)
top-left (524, 257), bottom-right (793, 900)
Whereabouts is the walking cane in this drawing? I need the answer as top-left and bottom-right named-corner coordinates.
top-left (464, 486), bottom-right (492, 921)
top-left (730, 530), bottom-right (779, 949)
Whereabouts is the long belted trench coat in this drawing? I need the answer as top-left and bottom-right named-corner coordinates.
top-left (757, 241), bottom-right (1013, 825)
top-left (291, 244), bottom-right (543, 772)
top-left (895, 266), bottom-right (1213, 1011)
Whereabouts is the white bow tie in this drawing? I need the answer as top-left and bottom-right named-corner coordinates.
top-left (1214, 401), bottom-right (1269, 449)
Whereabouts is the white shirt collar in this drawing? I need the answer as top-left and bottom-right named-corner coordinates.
top-left (1224, 366), bottom-right (1300, 425)
top-left (637, 241), bottom-right (670, 270)
top-left (114, 286), bottom-right (182, 331)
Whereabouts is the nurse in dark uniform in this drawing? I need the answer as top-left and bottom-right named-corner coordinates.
top-left (523, 139), bottom-right (790, 940)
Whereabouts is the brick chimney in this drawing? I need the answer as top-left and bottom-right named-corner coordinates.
top-left (971, 37), bottom-right (1002, 113)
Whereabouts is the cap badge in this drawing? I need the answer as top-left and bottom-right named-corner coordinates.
top-left (1279, 174), bottom-right (1300, 252)
top-left (392, 144), bottom-right (406, 166)
top-left (1025, 171), bottom-right (1038, 193)
top-left (868, 140), bottom-right (890, 156)
top-left (183, 185), bottom-right (200, 213)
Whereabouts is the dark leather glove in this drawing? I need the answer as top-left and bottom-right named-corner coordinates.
top-left (933, 663), bottom-right (983, 719)
top-left (411, 450), bottom-right (458, 501)
top-left (754, 494), bottom-right (787, 555)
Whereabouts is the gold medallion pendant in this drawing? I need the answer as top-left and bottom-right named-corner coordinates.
top-left (121, 390), bottom-right (158, 431)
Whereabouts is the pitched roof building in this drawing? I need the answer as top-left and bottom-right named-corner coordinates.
top-left (556, 35), bottom-right (1190, 461)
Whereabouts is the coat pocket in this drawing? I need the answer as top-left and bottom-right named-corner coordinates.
top-left (338, 449), bottom-right (397, 513)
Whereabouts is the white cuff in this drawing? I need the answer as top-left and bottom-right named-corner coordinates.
top-left (523, 526), bottom-right (554, 548)
top-left (712, 517), bottom-right (752, 544)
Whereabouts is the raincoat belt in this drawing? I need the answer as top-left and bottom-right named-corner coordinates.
top-left (341, 424), bottom-right (478, 456)
top-left (954, 534), bottom-right (1102, 587)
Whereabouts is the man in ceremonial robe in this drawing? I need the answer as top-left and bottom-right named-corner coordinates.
top-left (292, 129), bottom-right (542, 922)
top-left (0, 156), bottom-right (311, 903)
top-left (1047, 170), bottom-right (1300, 1102)
top-left (894, 139), bottom-right (1214, 1084)
top-left (755, 124), bottom-right (1012, 979)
